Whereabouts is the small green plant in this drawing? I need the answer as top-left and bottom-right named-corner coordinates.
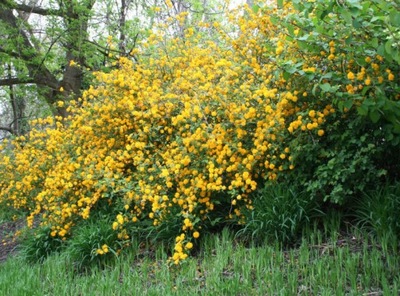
top-left (65, 215), bottom-right (124, 272)
top-left (236, 183), bottom-right (318, 245)
top-left (19, 225), bottom-right (64, 263)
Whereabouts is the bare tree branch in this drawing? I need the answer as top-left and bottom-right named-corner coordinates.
top-left (0, 77), bottom-right (35, 86)
top-left (0, 0), bottom-right (63, 17)
top-left (0, 125), bottom-right (14, 134)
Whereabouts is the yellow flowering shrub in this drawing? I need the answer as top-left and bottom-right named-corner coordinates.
top-left (0, 0), bottom-right (399, 263)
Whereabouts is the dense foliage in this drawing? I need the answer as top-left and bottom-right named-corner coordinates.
top-left (0, 0), bottom-right (399, 264)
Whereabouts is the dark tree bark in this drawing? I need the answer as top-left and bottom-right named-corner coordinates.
top-left (0, 0), bottom-right (95, 119)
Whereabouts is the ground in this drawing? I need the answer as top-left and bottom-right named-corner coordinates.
top-left (0, 219), bottom-right (24, 263)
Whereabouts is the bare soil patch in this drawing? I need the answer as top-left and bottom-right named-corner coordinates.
top-left (0, 219), bottom-right (25, 263)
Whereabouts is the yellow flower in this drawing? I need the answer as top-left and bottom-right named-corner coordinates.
top-left (165, 0), bottom-right (173, 8)
top-left (161, 169), bottom-right (169, 177)
top-left (388, 73), bottom-right (395, 81)
top-left (184, 218), bottom-right (192, 227)
top-left (317, 129), bottom-right (325, 137)
top-left (193, 231), bottom-right (200, 239)
top-left (185, 242), bottom-right (193, 249)
top-left (347, 72), bottom-right (355, 80)
top-left (117, 214), bottom-right (124, 224)
top-left (102, 244), bottom-right (109, 253)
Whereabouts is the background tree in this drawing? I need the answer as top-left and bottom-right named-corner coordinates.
top-left (0, 0), bottom-right (226, 139)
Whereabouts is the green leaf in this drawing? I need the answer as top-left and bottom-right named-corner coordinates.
top-left (338, 101), bottom-right (344, 111)
top-left (385, 40), bottom-right (393, 55)
top-left (392, 49), bottom-right (400, 64)
top-left (270, 15), bottom-right (279, 25)
top-left (392, 136), bottom-right (400, 145)
top-left (369, 109), bottom-right (381, 123)
top-left (320, 10), bottom-right (329, 20)
top-left (352, 18), bottom-right (362, 29)
top-left (370, 37), bottom-right (379, 48)
top-left (343, 99), bottom-right (353, 110)
top-left (361, 86), bottom-right (371, 95)
top-left (252, 4), bottom-right (260, 13)
top-left (296, 40), bottom-right (309, 50)
top-left (377, 43), bottom-right (385, 56)
top-left (320, 72), bottom-right (333, 80)
top-left (389, 10), bottom-right (400, 27)
top-left (286, 23), bottom-right (295, 36)
top-left (283, 71), bottom-right (291, 81)
top-left (347, 0), bottom-right (362, 9)
top-left (341, 10), bottom-right (352, 24)
top-left (357, 104), bottom-right (368, 116)
top-left (345, 36), bottom-right (353, 45)
top-left (298, 34), bottom-right (310, 41)
top-left (320, 83), bottom-right (331, 92)
top-left (312, 83), bottom-right (318, 96)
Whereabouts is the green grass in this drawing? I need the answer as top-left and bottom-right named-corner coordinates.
top-left (1, 227), bottom-right (399, 296)
top-left (1, 183), bottom-right (399, 295)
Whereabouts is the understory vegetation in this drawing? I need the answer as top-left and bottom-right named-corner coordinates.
top-left (1, 218), bottom-right (399, 295)
top-left (0, 0), bottom-right (399, 294)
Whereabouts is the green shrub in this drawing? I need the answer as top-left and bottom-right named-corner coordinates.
top-left (286, 114), bottom-right (392, 204)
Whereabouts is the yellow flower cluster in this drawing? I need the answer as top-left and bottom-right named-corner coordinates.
top-left (4, 1), bottom-right (395, 264)
top-left (96, 244), bottom-right (109, 255)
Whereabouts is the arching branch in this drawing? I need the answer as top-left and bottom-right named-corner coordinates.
top-left (0, 77), bottom-right (35, 86)
top-left (0, 0), bottom-right (63, 17)
top-left (0, 125), bottom-right (14, 134)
